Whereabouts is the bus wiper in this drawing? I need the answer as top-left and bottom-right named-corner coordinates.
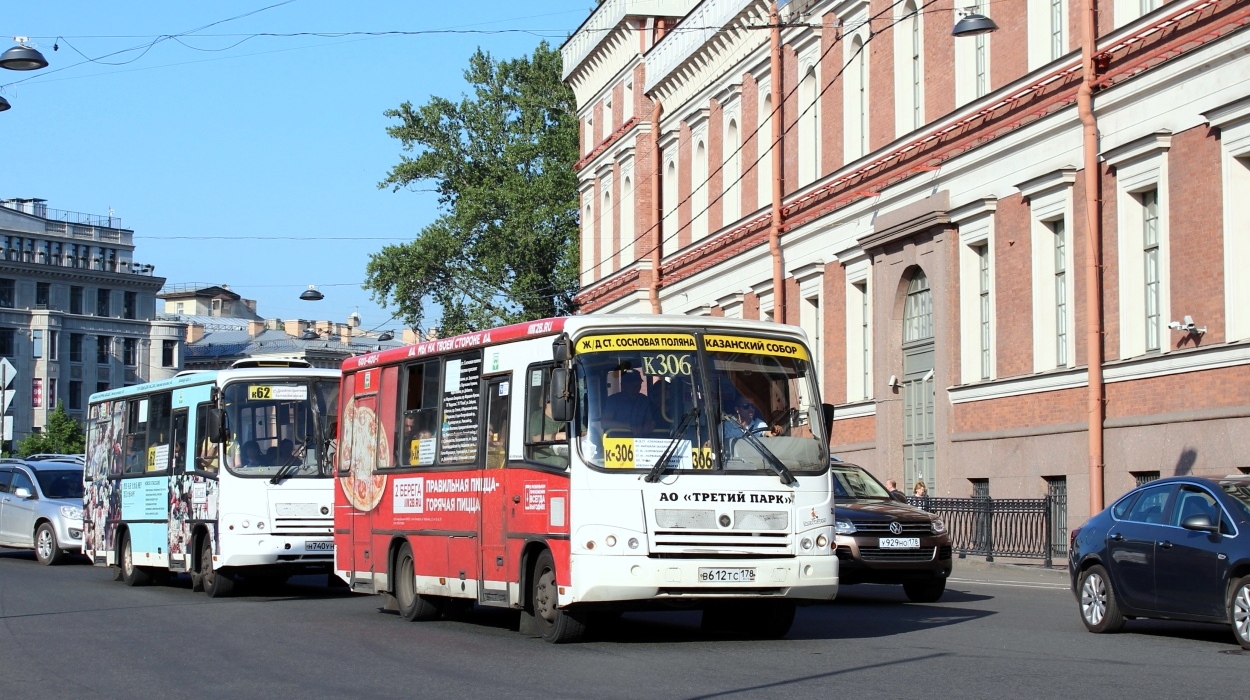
top-left (644, 407), bottom-right (699, 483)
top-left (269, 439), bottom-right (310, 485)
top-left (739, 432), bottom-right (798, 486)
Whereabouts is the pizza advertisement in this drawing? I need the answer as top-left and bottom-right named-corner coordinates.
top-left (339, 396), bottom-right (389, 512)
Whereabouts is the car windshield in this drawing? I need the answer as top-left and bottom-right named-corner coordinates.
top-left (572, 331), bottom-right (826, 475)
top-left (831, 466), bottom-right (891, 500)
top-left (35, 469), bottom-right (84, 499)
top-left (1220, 480), bottom-right (1250, 521)
top-left (222, 380), bottom-right (336, 478)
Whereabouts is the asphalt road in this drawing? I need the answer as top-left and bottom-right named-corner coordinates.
top-left (0, 550), bottom-right (1245, 700)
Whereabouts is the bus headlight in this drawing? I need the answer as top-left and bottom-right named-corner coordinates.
top-left (800, 537), bottom-right (813, 550)
top-left (627, 538), bottom-right (639, 550)
top-left (604, 535), bottom-right (617, 548)
top-left (815, 534), bottom-right (828, 548)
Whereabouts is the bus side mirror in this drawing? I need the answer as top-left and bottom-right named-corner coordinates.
top-left (822, 403), bottom-right (836, 443)
top-left (552, 334), bottom-right (571, 363)
top-left (549, 367), bottom-right (574, 423)
top-left (204, 407), bottom-right (227, 444)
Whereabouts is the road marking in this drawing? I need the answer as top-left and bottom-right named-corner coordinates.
top-left (948, 577), bottom-right (1070, 591)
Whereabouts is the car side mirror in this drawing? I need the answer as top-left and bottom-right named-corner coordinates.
top-left (548, 367), bottom-right (573, 423)
top-left (1181, 513), bottom-right (1219, 533)
top-left (13, 486), bottom-right (33, 500)
top-left (821, 403), bottom-right (836, 443)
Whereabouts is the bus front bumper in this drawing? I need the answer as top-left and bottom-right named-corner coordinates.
top-left (217, 534), bottom-right (336, 569)
top-left (565, 553), bottom-right (838, 605)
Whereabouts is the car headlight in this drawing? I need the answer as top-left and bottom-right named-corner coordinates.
top-left (833, 519), bottom-right (857, 535)
top-left (931, 517), bottom-right (947, 535)
top-left (60, 505), bottom-right (84, 520)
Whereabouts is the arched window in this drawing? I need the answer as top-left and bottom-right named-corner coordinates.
top-left (663, 160), bottom-right (678, 244)
top-left (724, 119), bottom-right (740, 223)
top-left (798, 66), bottom-right (819, 186)
top-left (601, 189), bottom-right (614, 277)
top-left (846, 37), bottom-right (868, 161)
top-left (692, 140), bottom-right (708, 240)
top-left (894, 1), bottom-right (923, 134)
top-left (758, 90), bottom-right (773, 209)
top-left (904, 272), bottom-right (933, 343)
top-left (581, 201), bottom-right (594, 286)
top-left (621, 176), bottom-right (634, 264)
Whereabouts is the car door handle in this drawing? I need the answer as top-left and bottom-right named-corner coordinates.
top-left (1110, 532), bottom-right (1124, 541)
top-left (1158, 541), bottom-right (1172, 549)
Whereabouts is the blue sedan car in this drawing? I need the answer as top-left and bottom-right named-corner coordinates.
top-left (1069, 475), bottom-right (1250, 649)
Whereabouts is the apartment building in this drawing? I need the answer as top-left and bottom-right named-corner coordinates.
top-left (0, 199), bottom-right (184, 444)
top-left (562, 0), bottom-right (1250, 523)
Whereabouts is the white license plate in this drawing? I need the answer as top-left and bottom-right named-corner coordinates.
top-left (879, 537), bottom-right (920, 549)
top-left (305, 541), bottom-right (335, 552)
top-left (698, 567), bottom-right (756, 583)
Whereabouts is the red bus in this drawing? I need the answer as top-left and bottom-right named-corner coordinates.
top-left (334, 315), bottom-right (838, 642)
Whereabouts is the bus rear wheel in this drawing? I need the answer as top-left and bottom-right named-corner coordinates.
top-left (201, 539), bottom-right (235, 598)
top-left (530, 549), bottom-right (586, 644)
top-left (119, 531), bottom-right (152, 587)
top-left (394, 543), bottom-right (442, 621)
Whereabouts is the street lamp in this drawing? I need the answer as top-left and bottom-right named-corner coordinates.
top-left (299, 285), bottom-right (324, 301)
top-left (0, 38), bottom-right (50, 113)
top-left (951, 9), bottom-right (998, 37)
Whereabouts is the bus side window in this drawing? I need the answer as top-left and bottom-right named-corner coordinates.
top-left (123, 398), bottom-right (149, 475)
top-left (171, 410), bottom-right (189, 474)
top-left (400, 360), bottom-right (440, 467)
top-left (194, 405), bottom-right (220, 474)
top-left (145, 392), bottom-right (173, 473)
top-left (524, 365), bottom-right (568, 469)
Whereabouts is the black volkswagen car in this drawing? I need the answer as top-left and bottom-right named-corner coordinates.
top-left (1069, 475), bottom-right (1250, 649)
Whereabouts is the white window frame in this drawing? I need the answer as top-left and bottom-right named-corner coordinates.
top-left (620, 169), bottom-right (635, 265)
top-left (723, 115), bottom-right (741, 224)
top-left (692, 134), bottom-right (709, 241)
top-left (1105, 132), bottom-right (1171, 360)
top-left (845, 256), bottom-right (873, 402)
top-left (1114, 0), bottom-right (1156, 29)
top-left (1207, 98), bottom-right (1250, 341)
top-left (600, 177), bottom-right (614, 278)
top-left (797, 60), bottom-right (820, 186)
top-left (955, 201), bottom-right (997, 384)
top-left (894, 0), bottom-right (924, 137)
top-left (580, 190), bottom-right (595, 286)
top-left (844, 33), bottom-right (869, 162)
top-left (624, 79), bottom-right (634, 121)
top-left (1022, 169), bottom-right (1077, 371)
top-left (1028, 0), bottom-right (1068, 69)
top-left (793, 262), bottom-right (826, 393)
top-left (955, 1), bottom-right (992, 106)
top-left (757, 79), bottom-right (773, 211)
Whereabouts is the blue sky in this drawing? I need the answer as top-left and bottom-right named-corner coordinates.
top-left (0, 0), bottom-right (590, 335)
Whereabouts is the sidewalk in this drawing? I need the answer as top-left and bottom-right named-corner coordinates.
top-left (946, 556), bottom-right (1071, 589)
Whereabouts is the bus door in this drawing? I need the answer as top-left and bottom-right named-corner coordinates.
top-left (345, 392), bottom-right (380, 588)
top-left (478, 376), bottom-right (511, 604)
top-left (167, 408), bottom-right (191, 571)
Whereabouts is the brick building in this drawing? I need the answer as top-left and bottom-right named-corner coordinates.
top-left (562, 0), bottom-right (1250, 524)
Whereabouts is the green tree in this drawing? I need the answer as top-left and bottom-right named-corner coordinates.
top-left (17, 401), bottom-right (86, 457)
top-left (367, 41), bottom-right (580, 335)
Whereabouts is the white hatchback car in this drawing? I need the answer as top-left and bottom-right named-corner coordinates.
top-left (0, 459), bottom-right (84, 565)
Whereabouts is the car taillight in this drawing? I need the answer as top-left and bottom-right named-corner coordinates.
top-left (1069, 526), bottom-right (1081, 548)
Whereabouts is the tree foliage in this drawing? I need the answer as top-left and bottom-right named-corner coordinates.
top-left (367, 41), bottom-right (580, 335)
top-left (17, 401), bottom-right (85, 457)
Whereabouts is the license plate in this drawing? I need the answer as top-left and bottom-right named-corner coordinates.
top-left (879, 537), bottom-right (920, 549)
top-left (305, 541), bottom-right (335, 552)
top-left (698, 567), bottom-right (756, 583)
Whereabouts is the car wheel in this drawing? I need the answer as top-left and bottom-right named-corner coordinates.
top-left (120, 531), bottom-right (152, 587)
top-left (201, 538), bottom-right (235, 598)
top-left (903, 577), bottom-right (946, 603)
top-left (1078, 565), bottom-right (1125, 633)
top-left (35, 522), bottom-right (65, 566)
top-left (1229, 576), bottom-right (1250, 651)
top-left (393, 543), bottom-right (442, 621)
top-left (530, 549), bottom-right (586, 643)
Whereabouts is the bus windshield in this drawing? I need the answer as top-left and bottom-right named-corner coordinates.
top-left (573, 332), bottom-right (827, 475)
top-left (222, 379), bottom-right (338, 478)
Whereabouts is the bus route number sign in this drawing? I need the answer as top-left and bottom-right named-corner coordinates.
top-left (640, 353), bottom-right (692, 377)
top-left (248, 385), bottom-right (308, 401)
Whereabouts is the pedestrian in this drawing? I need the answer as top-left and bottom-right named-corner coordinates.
top-left (885, 479), bottom-right (907, 503)
top-left (912, 480), bottom-right (930, 509)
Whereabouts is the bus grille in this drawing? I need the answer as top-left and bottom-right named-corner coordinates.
top-left (272, 517), bottom-right (333, 537)
top-left (651, 530), bottom-right (791, 555)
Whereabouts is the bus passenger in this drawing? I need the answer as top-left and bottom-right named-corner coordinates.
top-left (602, 370), bottom-right (658, 435)
top-left (237, 440), bottom-right (264, 468)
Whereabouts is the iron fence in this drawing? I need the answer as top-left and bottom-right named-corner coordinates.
top-left (906, 496), bottom-right (1065, 567)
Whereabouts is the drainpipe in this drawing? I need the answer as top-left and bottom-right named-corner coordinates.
top-left (769, 0), bottom-right (786, 322)
top-left (649, 98), bottom-right (664, 314)
top-left (1079, 0), bottom-right (1105, 514)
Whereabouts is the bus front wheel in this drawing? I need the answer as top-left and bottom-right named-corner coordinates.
top-left (201, 539), bottom-right (235, 598)
top-left (393, 542), bottom-right (442, 621)
top-left (119, 531), bottom-right (152, 587)
top-left (530, 550), bottom-right (586, 644)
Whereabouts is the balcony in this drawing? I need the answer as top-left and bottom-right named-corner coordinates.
top-left (643, 0), bottom-right (755, 93)
top-left (561, 0), bottom-right (698, 80)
